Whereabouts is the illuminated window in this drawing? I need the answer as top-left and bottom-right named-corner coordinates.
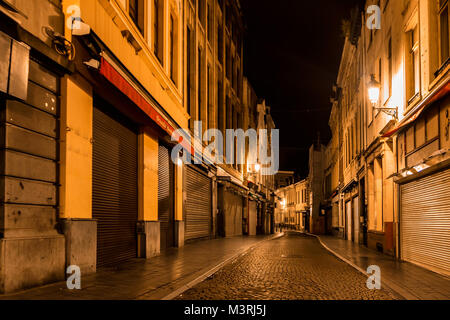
top-left (207, 64), bottom-right (212, 130)
top-left (198, 48), bottom-right (203, 122)
top-left (217, 23), bottom-right (223, 62)
top-left (226, 41), bottom-right (231, 79)
top-left (439, 0), bottom-right (449, 66)
top-left (169, 14), bottom-right (179, 86)
top-left (217, 78), bottom-right (223, 134)
top-left (129, 0), bottom-right (145, 34)
top-left (406, 26), bottom-right (420, 103)
top-left (207, 3), bottom-right (214, 44)
top-left (153, 0), bottom-right (164, 63)
top-left (187, 27), bottom-right (194, 119)
top-left (199, 0), bottom-right (206, 27)
top-left (387, 37), bottom-right (392, 99)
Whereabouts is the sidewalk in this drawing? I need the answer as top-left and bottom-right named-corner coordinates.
top-left (0, 234), bottom-right (278, 300)
top-left (315, 235), bottom-right (450, 300)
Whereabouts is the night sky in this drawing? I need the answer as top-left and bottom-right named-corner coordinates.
top-left (241, 0), bottom-right (363, 179)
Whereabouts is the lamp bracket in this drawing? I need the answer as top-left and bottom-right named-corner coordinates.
top-left (373, 106), bottom-right (398, 120)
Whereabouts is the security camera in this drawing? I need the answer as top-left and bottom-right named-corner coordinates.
top-left (72, 21), bottom-right (91, 36)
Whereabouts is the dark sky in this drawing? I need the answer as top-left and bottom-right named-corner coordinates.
top-left (241, 0), bottom-right (362, 179)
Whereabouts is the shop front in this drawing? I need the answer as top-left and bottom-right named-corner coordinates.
top-left (399, 167), bottom-right (450, 276)
top-left (92, 97), bottom-right (139, 267)
top-left (217, 177), bottom-right (248, 237)
top-left (66, 28), bottom-right (191, 267)
top-left (185, 165), bottom-right (213, 242)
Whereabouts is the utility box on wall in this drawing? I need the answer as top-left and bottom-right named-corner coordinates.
top-left (0, 31), bottom-right (30, 101)
top-left (0, 0), bottom-right (65, 47)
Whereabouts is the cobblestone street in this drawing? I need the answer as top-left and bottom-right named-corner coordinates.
top-left (177, 233), bottom-right (398, 300)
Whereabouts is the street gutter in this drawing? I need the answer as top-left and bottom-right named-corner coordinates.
top-left (305, 232), bottom-right (418, 300)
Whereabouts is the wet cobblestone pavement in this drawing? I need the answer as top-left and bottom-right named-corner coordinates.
top-left (177, 232), bottom-right (398, 300)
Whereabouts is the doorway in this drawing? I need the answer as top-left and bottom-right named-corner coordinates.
top-left (158, 144), bottom-right (175, 251)
top-left (346, 201), bottom-right (352, 241)
top-left (353, 196), bottom-right (360, 244)
top-left (360, 178), bottom-right (368, 247)
top-left (93, 101), bottom-right (138, 268)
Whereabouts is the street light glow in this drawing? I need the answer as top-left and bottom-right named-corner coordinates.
top-left (368, 74), bottom-right (380, 105)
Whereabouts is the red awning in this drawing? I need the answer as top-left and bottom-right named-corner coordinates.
top-left (99, 56), bottom-right (194, 155)
top-left (383, 78), bottom-right (450, 138)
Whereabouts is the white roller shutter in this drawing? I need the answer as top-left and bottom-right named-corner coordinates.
top-left (400, 168), bottom-right (450, 276)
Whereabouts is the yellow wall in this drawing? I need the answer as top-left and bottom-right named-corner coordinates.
top-left (440, 96), bottom-right (450, 151)
top-left (78, 0), bottom-right (189, 129)
top-left (138, 132), bottom-right (159, 222)
top-left (383, 143), bottom-right (395, 223)
top-left (60, 75), bottom-right (93, 219)
top-left (63, 1), bottom-right (188, 224)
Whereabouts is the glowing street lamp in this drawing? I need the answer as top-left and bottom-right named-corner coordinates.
top-left (368, 74), bottom-right (398, 120)
top-left (254, 163), bottom-right (261, 173)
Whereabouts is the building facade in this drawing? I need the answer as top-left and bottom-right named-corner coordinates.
top-left (321, 0), bottom-right (450, 276)
top-left (0, 0), bottom-right (73, 294)
top-left (275, 179), bottom-right (309, 231)
top-left (308, 142), bottom-right (326, 234)
top-left (275, 170), bottom-right (295, 189)
top-left (0, 0), bottom-right (277, 294)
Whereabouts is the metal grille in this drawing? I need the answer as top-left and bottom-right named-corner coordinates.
top-left (93, 105), bottom-right (138, 268)
top-left (185, 166), bottom-right (212, 241)
top-left (158, 144), bottom-right (174, 249)
top-left (400, 168), bottom-right (450, 276)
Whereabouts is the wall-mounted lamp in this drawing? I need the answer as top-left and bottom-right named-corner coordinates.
top-left (368, 74), bottom-right (398, 120)
top-left (247, 163), bottom-right (261, 174)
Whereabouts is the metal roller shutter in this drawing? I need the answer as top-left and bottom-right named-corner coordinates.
top-left (158, 144), bottom-right (174, 249)
top-left (93, 105), bottom-right (138, 268)
top-left (249, 200), bottom-right (257, 236)
top-left (185, 166), bottom-right (212, 241)
top-left (400, 168), bottom-right (450, 276)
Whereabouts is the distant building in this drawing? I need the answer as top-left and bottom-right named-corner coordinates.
top-left (275, 171), bottom-right (295, 189)
top-left (308, 143), bottom-right (326, 234)
top-left (275, 179), bottom-right (309, 231)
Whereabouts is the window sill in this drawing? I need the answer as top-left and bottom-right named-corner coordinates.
top-left (429, 61), bottom-right (450, 91)
top-left (433, 57), bottom-right (450, 78)
top-left (404, 93), bottom-right (421, 115)
top-left (404, 136), bottom-right (439, 158)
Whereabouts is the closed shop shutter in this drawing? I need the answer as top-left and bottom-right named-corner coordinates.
top-left (185, 166), bottom-right (212, 241)
top-left (158, 144), bottom-right (174, 249)
top-left (400, 168), bottom-right (450, 276)
top-left (223, 190), bottom-right (243, 237)
top-left (93, 104), bottom-right (138, 268)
